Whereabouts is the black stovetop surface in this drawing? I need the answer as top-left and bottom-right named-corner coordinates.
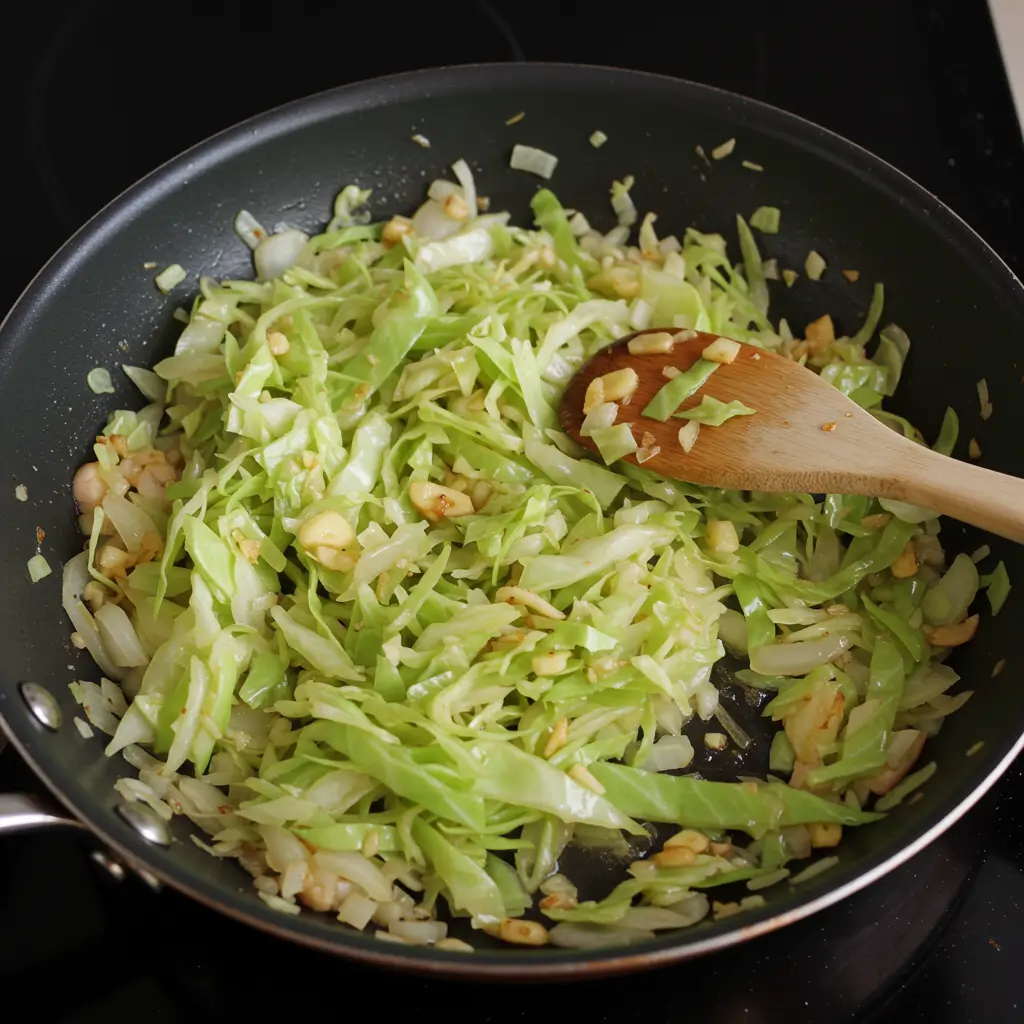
top-left (3, 2), bottom-right (1023, 1022)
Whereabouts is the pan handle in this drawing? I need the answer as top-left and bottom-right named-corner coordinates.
top-left (0, 792), bottom-right (87, 835)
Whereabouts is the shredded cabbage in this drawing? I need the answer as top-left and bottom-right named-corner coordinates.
top-left (63, 161), bottom-right (997, 951)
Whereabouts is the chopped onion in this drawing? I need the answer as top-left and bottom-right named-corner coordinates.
top-left (410, 134), bottom-right (431, 148)
top-left (619, 906), bottom-right (698, 930)
top-left (548, 922), bottom-right (655, 949)
top-left (27, 553), bottom-right (52, 582)
top-left (87, 368), bottom-right (115, 394)
top-left (610, 177), bottom-right (637, 227)
top-left (254, 229), bottom-right (309, 282)
top-left (714, 703), bottom-right (752, 750)
top-left (101, 493), bottom-right (159, 552)
top-left (14, 483), bottom-right (27, 501)
top-left (569, 211), bottom-right (591, 236)
top-left (678, 420), bottom-right (700, 453)
top-left (805, 250), bottom-right (827, 281)
top-left (95, 602), bottom-right (150, 668)
top-left (790, 856), bottom-right (839, 884)
top-left (749, 634), bottom-right (851, 676)
top-left (711, 138), bottom-right (736, 159)
top-left (62, 553), bottom-right (123, 680)
top-left (74, 717), bottom-right (94, 739)
top-left (411, 198), bottom-right (463, 241)
top-left (155, 264), bottom-right (187, 293)
top-left (977, 378), bottom-right (993, 420)
top-left (234, 210), bottom-right (267, 249)
top-left (509, 144), bottom-right (559, 179)
top-left (390, 920), bottom-right (447, 945)
top-left (314, 850), bottom-right (392, 901)
top-left (664, 891), bottom-right (710, 926)
top-left (589, 130), bottom-right (608, 148)
top-left (451, 159), bottom-right (477, 219)
top-left (641, 734), bottom-right (694, 772)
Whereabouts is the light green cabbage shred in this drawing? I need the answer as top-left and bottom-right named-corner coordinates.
top-left (64, 168), bottom-right (994, 947)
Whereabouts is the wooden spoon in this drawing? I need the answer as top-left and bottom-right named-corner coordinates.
top-left (560, 327), bottom-right (1024, 544)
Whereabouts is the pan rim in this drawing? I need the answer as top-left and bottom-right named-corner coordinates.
top-left (2, 60), bottom-right (1023, 979)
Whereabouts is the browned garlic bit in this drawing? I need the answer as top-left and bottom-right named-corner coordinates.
top-left (701, 337), bottom-right (741, 364)
top-left (627, 331), bottom-right (675, 355)
top-left (298, 510), bottom-right (358, 572)
top-left (408, 481), bottom-right (475, 521)
top-left (498, 918), bottom-right (549, 946)
top-left (923, 615), bottom-right (979, 648)
top-left (381, 216), bottom-right (414, 249)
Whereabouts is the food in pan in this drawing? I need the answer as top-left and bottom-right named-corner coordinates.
top-left (62, 159), bottom-right (1006, 949)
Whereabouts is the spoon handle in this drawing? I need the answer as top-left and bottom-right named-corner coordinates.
top-left (889, 441), bottom-right (1024, 543)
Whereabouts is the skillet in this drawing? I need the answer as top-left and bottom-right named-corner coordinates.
top-left (1, 63), bottom-right (1023, 979)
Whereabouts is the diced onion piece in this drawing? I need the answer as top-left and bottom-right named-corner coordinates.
top-left (641, 734), bottom-right (694, 772)
top-left (28, 553), bottom-right (52, 582)
top-left (255, 229), bottom-right (309, 282)
top-left (74, 717), bottom-right (94, 739)
top-left (589, 130), bottom-right (608, 148)
top-left (14, 484), bottom-right (27, 501)
top-left (234, 210), bottom-right (267, 249)
top-left (411, 134), bottom-right (431, 148)
top-left (782, 269), bottom-right (798, 288)
top-left (509, 144), bottom-right (559, 179)
top-left (711, 138), bottom-right (736, 159)
top-left (390, 920), bottom-right (448, 945)
top-left (804, 251), bottom-right (827, 281)
top-left (610, 176), bottom-right (637, 227)
top-left (742, 160), bottom-right (764, 172)
top-left (94, 602), bottom-right (149, 667)
top-left (337, 892), bottom-right (377, 929)
top-left (977, 378), bottom-right (993, 420)
top-left (763, 258), bottom-right (779, 280)
top-left (749, 206), bottom-right (781, 234)
top-left (87, 368), bottom-right (115, 394)
top-left (678, 420), bottom-right (700, 452)
top-left (155, 264), bottom-right (187, 293)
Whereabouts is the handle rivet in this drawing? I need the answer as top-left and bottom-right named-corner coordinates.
top-left (19, 682), bottom-right (62, 731)
top-left (116, 801), bottom-right (171, 846)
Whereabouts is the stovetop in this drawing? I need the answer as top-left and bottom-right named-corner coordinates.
top-left (3, 3), bottom-right (1023, 1022)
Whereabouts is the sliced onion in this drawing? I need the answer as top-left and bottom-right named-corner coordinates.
top-left (749, 634), bottom-right (851, 677)
top-left (509, 144), bottom-right (559, 180)
top-left (665, 891), bottom-right (711, 926)
top-left (101, 493), bottom-right (159, 552)
top-left (95, 602), bottom-right (150, 667)
top-left (641, 734), bottom-right (694, 772)
top-left (620, 905), bottom-right (698, 930)
top-left (255, 229), bottom-right (309, 282)
top-left (62, 552), bottom-right (124, 680)
top-left (313, 850), bottom-right (392, 901)
top-left (260, 824), bottom-right (309, 874)
top-left (234, 209), bottom-right (267, 250)
top-left (451, 159), bottom-right (477, 217)
top-left (717, 609), bottom-right (748, 654)
top-left (411, 198), bottom-right (462, 241)
top-left (549, 922), bottom-right (656, 949)
top-left (390, 920), bottom-right (447, 945)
